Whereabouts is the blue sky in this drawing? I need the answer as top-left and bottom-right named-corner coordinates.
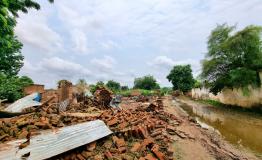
top-left (16, 0), bottom-right (262, 88)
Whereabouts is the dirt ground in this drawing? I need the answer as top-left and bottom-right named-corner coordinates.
top-left (163, 96), bottom-right (259, 160)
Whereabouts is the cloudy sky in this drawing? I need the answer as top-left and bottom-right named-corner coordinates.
top-left (16, 0), bottom-right (262, 88)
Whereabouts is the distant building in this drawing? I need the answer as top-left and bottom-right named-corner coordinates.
top-left (23, 84), bottom-right (45, 95)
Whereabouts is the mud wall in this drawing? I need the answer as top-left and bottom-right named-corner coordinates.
top-left (191, 72), bottom-right (262, 108)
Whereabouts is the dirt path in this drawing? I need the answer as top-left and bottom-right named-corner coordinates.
top-left (163, 96), bottom-right (259, 160)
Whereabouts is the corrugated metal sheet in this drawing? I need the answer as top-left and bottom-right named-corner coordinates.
top-left (0, 120), bottom-right (112, 160)
top-left (4, 93), bottom-right (42, 113)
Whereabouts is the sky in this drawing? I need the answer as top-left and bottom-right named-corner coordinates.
top-left (16, 0), bottom-right (262, 88)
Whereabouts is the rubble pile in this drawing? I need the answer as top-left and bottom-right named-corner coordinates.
top-left (94, 86), bottom-right (113, 106)
top-left (0, 91), bottom-right (181, 159)
top-left (0, 101), bottom-right (103, 142)
top-left (48, 98), bottom-right (180, 160)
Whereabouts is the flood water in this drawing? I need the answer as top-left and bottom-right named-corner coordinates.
top-left (174, 99), bottom-right (262, 156)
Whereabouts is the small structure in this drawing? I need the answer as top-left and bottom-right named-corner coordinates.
top-left (57, 80), bottom-right (73, 102)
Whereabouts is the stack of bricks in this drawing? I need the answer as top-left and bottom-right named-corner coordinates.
top-left (94, 86), bottom-right (113, 107)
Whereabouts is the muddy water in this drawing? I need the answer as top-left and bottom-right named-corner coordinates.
top-left (175, 99), bottom-right (262, 155)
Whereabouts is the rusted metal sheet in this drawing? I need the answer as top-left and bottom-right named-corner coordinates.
top-left (0, 120), bottom-right (112, 160)
top-left (4, 93), bottom-right (42, 113)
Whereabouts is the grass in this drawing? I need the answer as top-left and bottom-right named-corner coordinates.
top-left (195, 98), bottom-right (262, 114)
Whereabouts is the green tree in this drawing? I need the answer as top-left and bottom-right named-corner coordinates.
top-left (106, 80), bottom-right (121, 91)
top-left (121, 86), bottom-right (129, 91)
top-left (0, 74), bottom-right (33, 102)
top-left (201, 24), bottom-right (262, 94)
top-left (90, 81), bottom-right (105, 94)
top-left (96, 81), bottom-right (104, 87)
top-left (133, 75), bottom-right (160, 90)
top-left (0, 0), bottom-right (53, 76)
top-left (167, 65), bottom-right (195, 92)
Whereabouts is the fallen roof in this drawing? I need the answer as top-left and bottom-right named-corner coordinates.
top-left (4, 93), bottom-right (42, 113)
top-left (0, 120), bottom-right (112, 160)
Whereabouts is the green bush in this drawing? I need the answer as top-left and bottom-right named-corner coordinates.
top-left (134, 75), bottom-right (160, 90)
top-left (0, 74), bottom-right (33, 102)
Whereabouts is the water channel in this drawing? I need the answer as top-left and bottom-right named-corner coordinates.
top-left (174, 99), bottom-right (262, 156)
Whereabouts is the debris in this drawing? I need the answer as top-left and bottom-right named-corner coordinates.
top-left (58, 99), bottom-right (69, 112)
top-left (4, 93), bottom-right (42, 113)
top-left (94, 86), bottom-right (113, 106)
top-left (0, 90), bottom-right (179, 160)
top-left (0, 120), bottom-right (112, 160)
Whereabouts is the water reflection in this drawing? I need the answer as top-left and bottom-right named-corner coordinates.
top-left (175, 100), bottom-right (262, 155)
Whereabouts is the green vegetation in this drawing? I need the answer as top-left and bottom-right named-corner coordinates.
top-left (198, 99), bottom-right (225, 108)
top-left (0, 74), bottom-right (33, 102)
top-left (106, 80), bottom-right (121, 92)
top-left (116, 89), bottom-right (156, 97)
top-left (133, 75), bottom-right (160, 90)
top-left (160, 87), bottom-right (172, 96)
top-left (90, 81), bottom-right (105, 94)
top-left (0, 0), bottom-right (53, 76)
top-left (201, 24), bottom-right (262, 94)
top-left (0, 0), bottom-right (52, 101)
top-left (121, 86), bottom-right (129, 91)
top-left (167, 65), bottom-right (195, 93)
top-left (194, 80), bottom-right (202, 88)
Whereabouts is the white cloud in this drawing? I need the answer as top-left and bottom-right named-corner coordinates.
top-left (91, 56), bottom-right (116, 72)
top-left (71, 29), bottom-right (89, 54)
top-left (40, 57), bottom-right (91, 77)
top-left (20, 57), bottom-right (91, 88)
top-left (149, 56), bottom-right (201, 75)
top-left (101, 40), bottom-right (120, 50)
top-left (15, 10), bottom-right (63, 54)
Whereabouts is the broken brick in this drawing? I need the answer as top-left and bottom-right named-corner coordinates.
top-left (144, 154), bottom-right (158, 160)
top-left (131, 142), bottom-right (142, 152)
top-left (107, 118), bottom-right (118, 126)
top-left (151, 145), bottom-right (166, 160)
top-left (76, 153), bottom-right (85, 160)
top-left (104, 151), bottom-right (113, 159)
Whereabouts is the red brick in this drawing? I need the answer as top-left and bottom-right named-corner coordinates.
top-left (107, 118), bottom-right (118, 126)
top-left (151, 145), bottom-right (165, 160)
top-left (166, 125), bottom-right (176, 132)
top-left (118, 122), bottom-right (128, 129)
top-left (131, 142), bottom-right (141, 152)
top-left (138, 126), bottom-right (148, 138)
top-left (112, 136), bottom-right (125, 148)
top-left (104, 151), bottom-right (113, 159)
top-left (76, 153), bottom-right (85, 160)
top-left (118, 146), bottom-right (126, 153)
top-left (144, 154), bottom-right (157, 160)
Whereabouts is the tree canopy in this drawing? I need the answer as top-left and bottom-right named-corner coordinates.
top-left (106, 80), bottom-right (121, 91)
top-left (201, 24), bottom-right (262, 94)
top-left (0, 74), bottom-right (33, 102)
top-left (167, 65), bottom-right (195, 92)
top-left (133, 75), bottom-right (160, 90)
